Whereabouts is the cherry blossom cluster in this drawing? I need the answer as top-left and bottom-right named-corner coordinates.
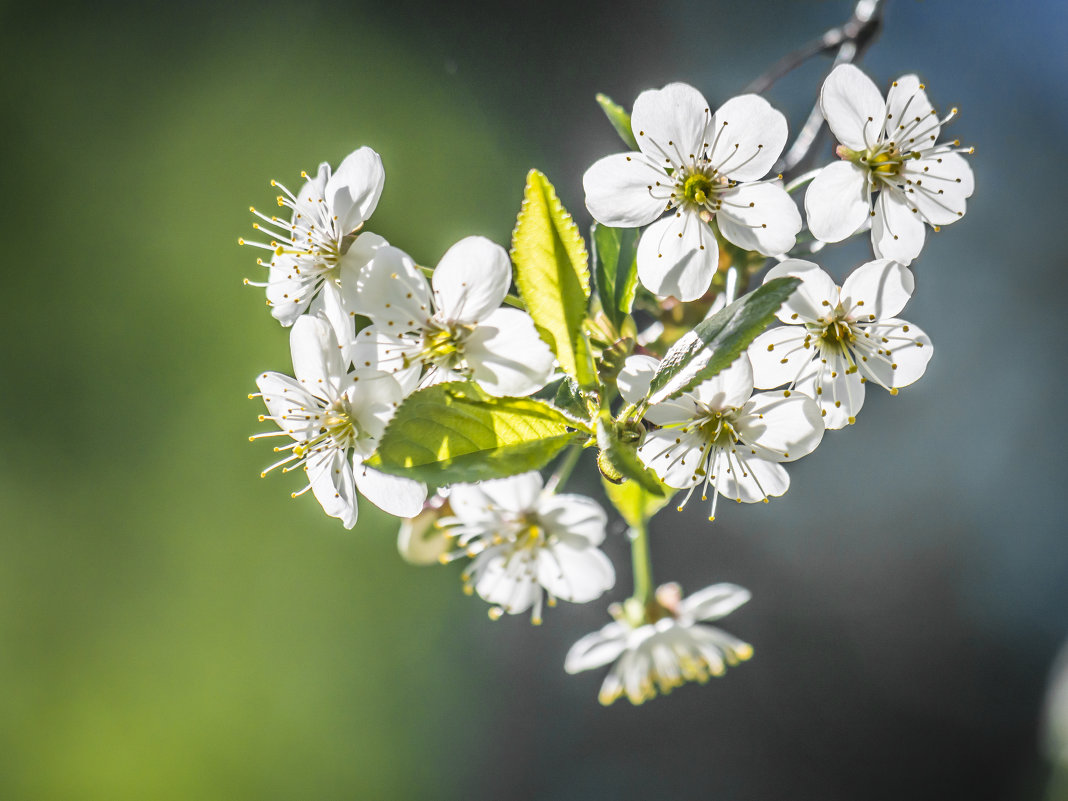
top-left (244, 59), bottom-right (972, 707)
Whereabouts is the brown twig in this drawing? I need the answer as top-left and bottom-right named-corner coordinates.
top-left (748, 0), bottom-right (885, 177)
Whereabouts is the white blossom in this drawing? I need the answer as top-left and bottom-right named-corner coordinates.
top-left (438, 472), bottom-right (614, 624)
top-left (251, 316), bottom-right (426, 528)
top-left (242, 147), bottom-right (388, 326)
top-left (565, 582), bottom-right (753, 705)
top-left (350, 237), bottom-right (555, 397)
top-left (583, 82), bottom-right (801, 301)
top-left (805, 64), bottom-right (974, 264)
top-left (618, 353), bottom-right (824, 521)
top-left (748, 259), bottom-right (933, 429)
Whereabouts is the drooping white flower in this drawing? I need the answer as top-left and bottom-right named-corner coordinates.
top-left (565, 582), bottom-right (753, 705)
top-left (250, 316), bottom-right (427, 528)
top-left (350, 237), bottom-right (555, 397)
top-left (437, 472), bottom-right (615, 624)
top-left (583, 82), bottom-right (802, 301)
top-left (805, 64), bottom-right (974, 264)
top-left (748, 259), bottom-right (933, 429)
top-left (618, 353), bottom-right (824, 521)
top-left (242, 147), bottom-right (388, 326)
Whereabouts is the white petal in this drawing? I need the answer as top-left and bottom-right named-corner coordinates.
top-left (311, 285), bottom-right (354, 366)
top-left (353, 463), bottom-right (427, 518)
top-left (860, 318), bottom-right (933, 389)
top-left (471, 549), bottom-right (539, 613)
top-left (265, 256), bottom-right (311, 325)
top-left (306, 448), bottom-right (358, 529)
top-left (617, 355), bottom-right (659, 404)
top-left (345, 370), bottom-right (404, 449)
top-left (538, 494), bottom-right (608, 547)
top-left (351, 245), bottom-right (431, 327)
top-left (583, 152), bottom-right (670, 228)
top-left (351, 326), bottom-right (422, 395)
top-left (290, 316), bottom-right (346, 399)
top-left (256, 372), bottom-right (322, 441)
top-left (872, 191), bottom-right (926, 265)
top-left (820, 64), bottom-right (887, 151)
top-left (691, 353), bottom-right (754, 410)
top-left (712, 451), bottom-right (789, 503)
top-left (804, 160), bottom-right (871, 243)
top-left (432, 236), bottom-right (511, 324)
top-left (564, 622), bottom-right (629, 673)
top-left (328, 147), bottom-right (385, 234)
top-left (840, 259), bottom-right (914, 321)
top-left (446, 484), bottom-right (498, 525)
top-left (764, 259), bottom-right (839, 323)
top-left (915, 151), bottom-right (974, 196)
top-left (644, 396), bottom-right (701, 428)
top-left (620, 639), bottom-right (653, 704)
top-left (637, 429), bottom-right (704, 489)
top-left (477, 472), bottom-right (544, 513)
top-left (901, 152), bottom-right (972, 226)
top-left (797, 364), bottom-right (865, 429)
top-left (691, 624), bottom-right (752, 665)
top-left (708, 94), bottom-right (787, 181)
top-left (716, 181), bottom-right (801, 255)
top-left (465, 308), bottom-right (554, 396)
top-left (635, 212), bottom-right (719, 301)
top-left (883, 75), bottom-right (939, 148)
top-left (337, 231), bottom-right (389, 324)
top-left (678, 583), bottom-right (751, 622)
top-left (631, 82), bottom-right (711, 166)
top-left (748, 327), bottom-right (812, 389)
top-left (538, 544), bottom-right (615, 603)
top-left (292, 163), bottom-right (330, 222)
top-left (737, 392), bottom-right (824, 462)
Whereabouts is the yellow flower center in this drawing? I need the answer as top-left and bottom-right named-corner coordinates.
top-left (683, 173), bottom-right (716, 205)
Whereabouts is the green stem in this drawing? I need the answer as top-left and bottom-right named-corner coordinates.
top-left (628, 518), bottom-right (654, 606)
top-left (544, 443), bottom-right (582, 494)
top-left (784, 168), bottom-right (821, 194)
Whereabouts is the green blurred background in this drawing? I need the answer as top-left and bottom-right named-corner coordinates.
top-left (1, 1), bottom-right (1066, 799)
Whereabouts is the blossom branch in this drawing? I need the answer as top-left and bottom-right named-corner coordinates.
top-left (628, 520), bottom-right (654, 607)
top-left (769, 0), bottom-right (885, 176)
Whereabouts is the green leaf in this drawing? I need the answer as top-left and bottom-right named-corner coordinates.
top-left (553, 376), bottom-right (591, 422)
top-left (366, 382), bottom-right (580, 484)
top-left (511, 170), bottom-right (598, 389)
top-left (602, 477), bottom-right (676, 530)
top-left (591, 223), bottom-right (639, 332)
top-left (595, 418), bottom-right (663, 495)
top-left (595, 93), bottom-right (639, 152)
top-left (645, 276), bottom-right (802, 405)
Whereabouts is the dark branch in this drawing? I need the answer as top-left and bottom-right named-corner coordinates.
top-left (754, 0), bottom-right (885, 176)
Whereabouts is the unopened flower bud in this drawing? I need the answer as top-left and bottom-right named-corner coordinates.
top-left (397, 492), bottom-right (451, 565)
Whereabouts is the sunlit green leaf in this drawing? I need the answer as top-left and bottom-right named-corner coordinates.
top-left (367, 382), bottom-right (580, 483)
top-left (646, 276), bottom-right (801, 405)
top-left (595, 418), bottom-right (662, 495)
top-left (511, 169), bottom-right (598, 389)
top-left (602, 476), bottom-right (676, 529)
top-left (591, 223), bottom-right (639, 332)
top-left (595, 93), bottom-right (638, 151)
top-left (554, 376), bottom-right (591, 422)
